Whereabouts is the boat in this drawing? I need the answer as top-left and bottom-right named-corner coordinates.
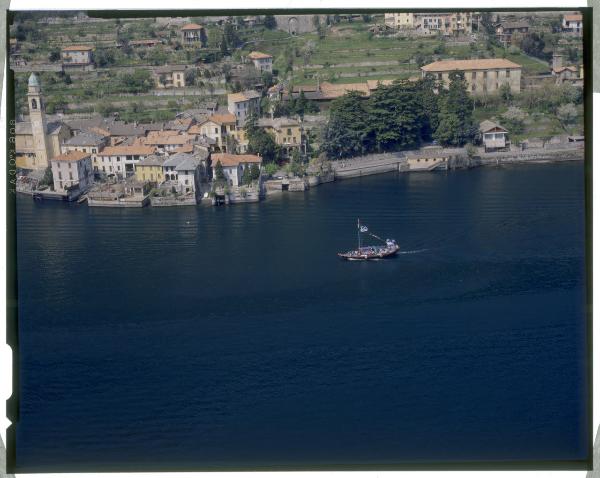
top-left (338, 219), bottom-right (400, 260)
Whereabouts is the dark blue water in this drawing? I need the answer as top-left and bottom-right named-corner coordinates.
top-left (14, 162), bottom-right (589, 470)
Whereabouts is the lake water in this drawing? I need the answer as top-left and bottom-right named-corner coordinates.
top-left (14, 162), bottom-right (589, 471)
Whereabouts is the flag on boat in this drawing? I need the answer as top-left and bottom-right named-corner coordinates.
top-left (360, 225), bottom-right (368, 232)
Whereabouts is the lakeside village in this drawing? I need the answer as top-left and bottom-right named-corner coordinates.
top-left (11, 12), bottom-right (585, 207)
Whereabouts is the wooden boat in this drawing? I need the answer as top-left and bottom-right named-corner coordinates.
top-left (338, 219), bottom-right (399, 260)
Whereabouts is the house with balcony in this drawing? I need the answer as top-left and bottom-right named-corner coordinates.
top-left (154, 65), bottom-right (187, 88)
top-left (562, 13), bottom-right (583, 35)
top-left (181, 23), bottom-right (206, 46)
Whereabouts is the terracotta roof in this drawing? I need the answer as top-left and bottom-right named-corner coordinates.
top-left (564, 14), bottom-right (582, 22)
top-left (144, 134), bottom-right (193, 145)
top-left (62, 45), bottom-right (94, 51)
top-left (51, 150), bottom-right (91, 162)
top-left (208, 113), bottom-right (237, 125)
top-left (181, 23), bottom-right (204, 30)
top-left (553, 66), bottom-right (578, 74)
top-left (421, 59), bottom-right (522, 72)
top-left (319, 81), bottom-right (370, 99)
top-left (248, 51), bottom-right (272, 60)
top-left (212, 153), bottom-right (262, 167)
top-left (228, 90), bottom-right (261, 103)
top-left (100, 145), bottom-right (156, 156)
top-left (174, 144), bottom-right (194, 153)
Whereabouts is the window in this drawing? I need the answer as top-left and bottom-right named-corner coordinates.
top-left (92, 148), bottom-right (97, 153)
top-left (69, 172), bottom-right (73, 180)
top-left (58, 171), bottom-right (62, 180)
top-left (215, 128), bottom-right (219, 134)
top-left (506, 69), bottom-right (511, 78)
top-left (287, 128), bottom-right (292, 135)
top-left (31, 98), bottom-right (37, 110)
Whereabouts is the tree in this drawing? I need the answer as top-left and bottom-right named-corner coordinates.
top-left (501, 106), bottom-right (527, 134)
top-left (433, 72), bottom-right (477, 147)
top-left (367, 80), bottom-right (426, 152)
top-left (220, 35), bottom-right (229, 56)
top-left (48, 48), bottom-right (61, 62)
top-left (520, 33), bottom-right (549, 61)
top-left (39, 166), bottom-right (53, 188)
top-left (250, 163), bottom-right (260, 181)
top-left (185, 68), bottom-right (197, 86)
top-left (264, 14), bottom-right (277, 30)
top-left (417, 76), bottom-right (440, 141)
top-left (556, 103), bottom-right (578, 129)
top-left (498, 83), bottom-right (513, 103)
top-left (245, 114), bottom-right (280, 163)
top-left (241, 165), bottom-right (252, 185)
top-left (214, 160), bottom-right (226, 183)
top-left (287, 149), bottom-right (305, 176)
top-left (321, 91), bottom-right (372, 159)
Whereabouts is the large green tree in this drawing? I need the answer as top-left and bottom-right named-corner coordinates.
top-left (245, 115), bottom-right (280, 163)
top-left (434, 72), bottom-right (477, 147)
top-left (367, 80), bottom-right (426, 152)
top-left (321, 91), bottom-right (373, 159)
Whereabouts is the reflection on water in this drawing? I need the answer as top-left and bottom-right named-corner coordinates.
top-left (15, 162), bottom-right (588, 470)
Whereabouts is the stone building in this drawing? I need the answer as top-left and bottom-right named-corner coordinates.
top-left (154, 65), bottom-right (187, 88)
top-left (421, 58), bottom-right (522, 95)
top-left (15, 73), bottom-right (71, 170)
top-left (61, 45), bottom-right (94, 66)
top-left (274, 15), bottom-right (326, 35)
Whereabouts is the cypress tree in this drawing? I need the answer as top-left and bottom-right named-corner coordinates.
top-left (434, 71), bottom-right (477, 147)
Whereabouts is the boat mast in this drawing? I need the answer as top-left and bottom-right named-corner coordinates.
top-left (357, 218), bottom-right (361, 250)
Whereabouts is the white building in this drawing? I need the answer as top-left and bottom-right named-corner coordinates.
top-left (227, 90), bottom-right (261, 127)
top-left (479, 120), bottom-right (509, 152)
top-left (211, 153), bottom-right (262, 187)
top-left (96, 145), bottom-right (156, 178)
top-left (562, 13), bottom-right (583, 34)
top-left (247, 51), bottom-right (273, 73)
top-left (50, 150), bottom-right (94, 193)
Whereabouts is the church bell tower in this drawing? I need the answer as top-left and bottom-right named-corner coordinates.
top-left (27, 73), bottom-right (51, 168)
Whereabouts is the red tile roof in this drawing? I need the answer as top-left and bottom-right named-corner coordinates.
top-left (51, 150), bottom-right (91, 162)
top-left (212, 153), bottom-right (262, 167)
top-left (421, 58), bottom-right (521, 72)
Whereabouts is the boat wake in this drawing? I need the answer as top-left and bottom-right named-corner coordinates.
top-left (398, 248), bottom-right (428, 255)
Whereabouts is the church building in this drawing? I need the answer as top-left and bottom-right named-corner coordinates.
top-left (15, 73), bottom-right (71, 170)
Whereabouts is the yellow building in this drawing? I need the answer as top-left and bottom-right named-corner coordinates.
top-left (257, 117), bottom-right (304, 158)
top-left (421, 58), bottom-right (522, 95)
top-left (135, 155), bottom-right (166, 184)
